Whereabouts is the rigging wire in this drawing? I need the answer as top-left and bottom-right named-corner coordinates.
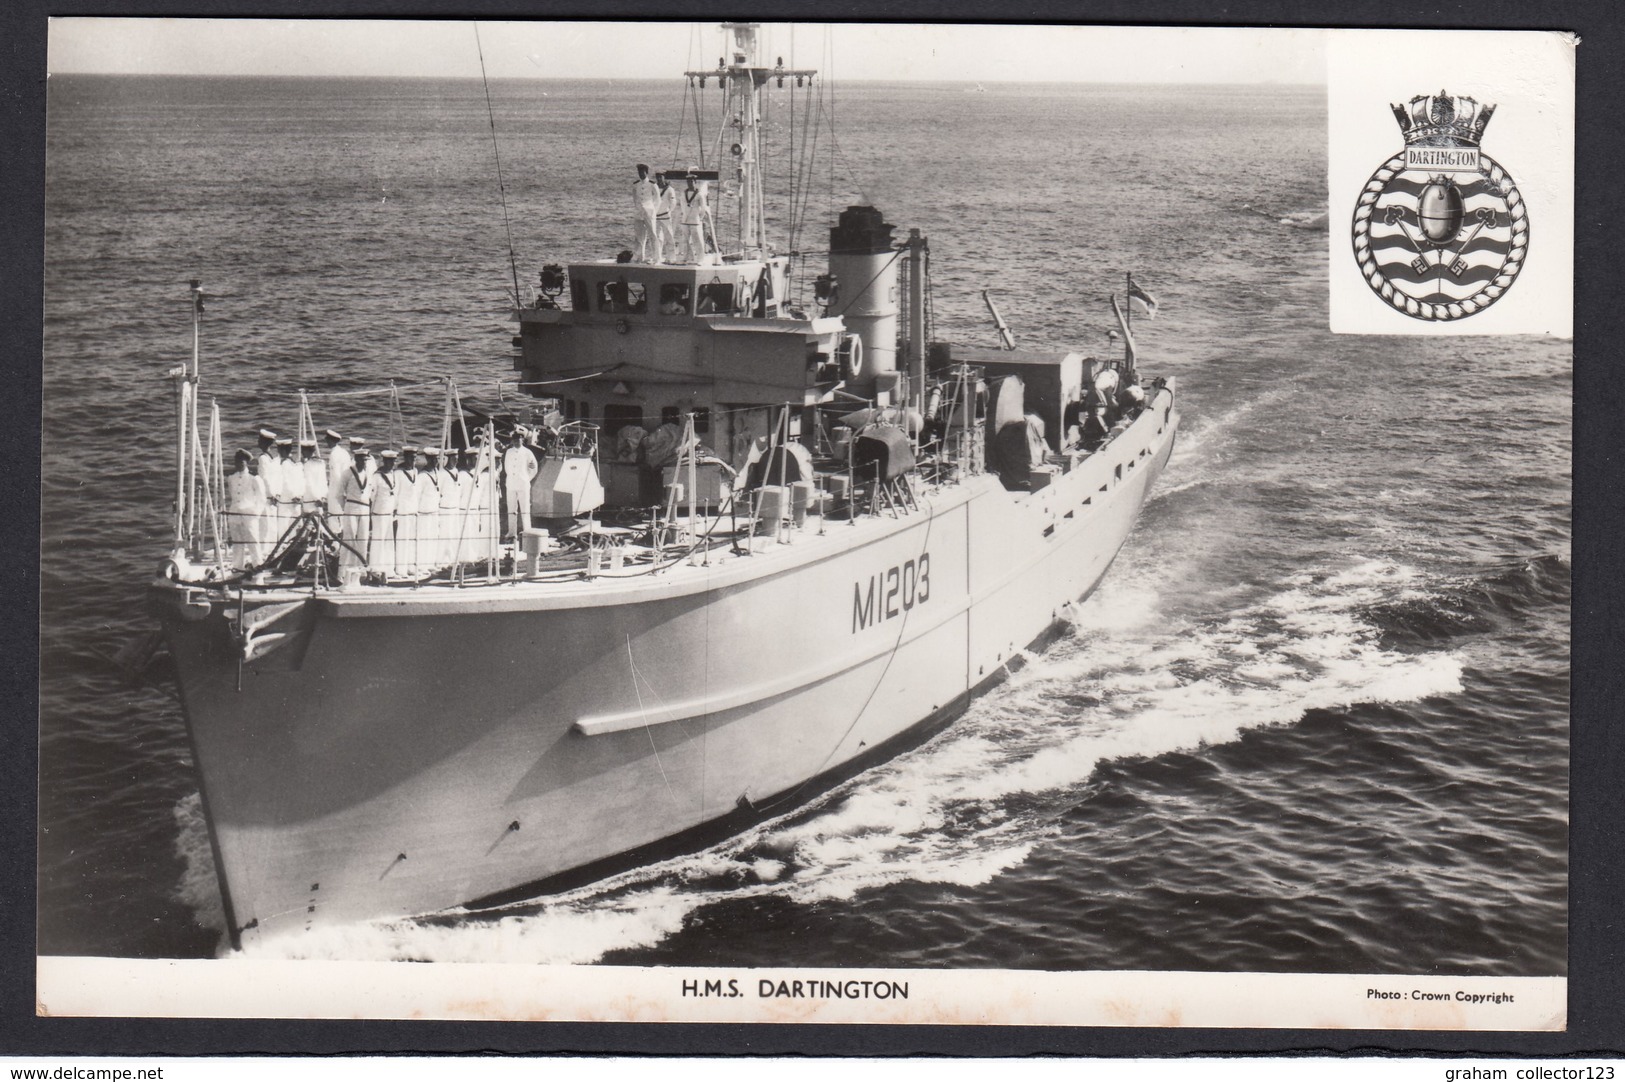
top-left (473, 23), bottom-right (523, 308)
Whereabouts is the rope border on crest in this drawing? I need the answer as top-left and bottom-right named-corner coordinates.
top-left (1351, 152), bottom-right (1529, 321)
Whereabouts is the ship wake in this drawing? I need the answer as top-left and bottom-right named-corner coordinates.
top-left (188, 548), bottom-right (1464, 963)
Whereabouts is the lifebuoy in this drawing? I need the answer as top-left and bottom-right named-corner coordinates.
top-left (839, 333), bottom-right (863, 379)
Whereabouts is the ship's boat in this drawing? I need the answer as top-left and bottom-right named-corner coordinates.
top-left (145, 23), bottom-right (1180, 950)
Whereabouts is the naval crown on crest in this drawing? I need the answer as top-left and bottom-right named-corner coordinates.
top-left (1389, 90), bottom-right (1496, 148)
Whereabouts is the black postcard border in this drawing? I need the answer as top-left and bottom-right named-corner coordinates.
top-left (5, 0), bottom-right (1618, 1060)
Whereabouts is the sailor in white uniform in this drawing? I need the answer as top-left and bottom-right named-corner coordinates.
top-left (337, 447), bottom-right (372, 575)
top-left (502, 429), bottom-right (539, 541)
top-left (469, 443), bottom-right (499, 563)
top-left (224, 448), bottom-right (268, 570)
top-left (272, 436), bottom-right (302, 541)
top-left (365, 448), bottom-right (399, 576)
top-left (324, 428), bottom-right (351, 533)
top-left (453, 446), bottom-right (478, 565)
top-left (443, 449), bottom-right (466, 566)
top-left (394, 447), bottom-right (420, 574)
top-left (255, 429), bottom-right (283, 547)
top-left (419, 448), bottom-right (450, 569)
top-left (298, 438), bottom-right (325, 533)
top-left (632, 164), bottom-right (661, 263)
top-left (654, 172), bottom-right (677, 261)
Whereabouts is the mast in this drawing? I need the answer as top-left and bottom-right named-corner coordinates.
top-left (171, 278), bottom-right (206, 551)
top-left (687, 23), bottom-right (814, 259)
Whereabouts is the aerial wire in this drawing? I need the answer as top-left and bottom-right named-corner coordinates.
top-left (474, 23), bottom-right (523, 308)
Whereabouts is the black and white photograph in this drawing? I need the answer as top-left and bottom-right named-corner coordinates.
top-left (35, 18), bottom-right (1573, 1028)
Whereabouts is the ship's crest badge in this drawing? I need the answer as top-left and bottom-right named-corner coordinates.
top-left (1352, 90), bottom-right (1528, 321)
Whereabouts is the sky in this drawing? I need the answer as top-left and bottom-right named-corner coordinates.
top-left (47, 19), bottom-right (1328, 84)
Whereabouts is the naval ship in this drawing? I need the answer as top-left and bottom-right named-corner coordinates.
top-left (145, 23), bottom-right (1180, 950)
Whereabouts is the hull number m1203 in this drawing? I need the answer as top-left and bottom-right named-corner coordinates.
top-left (853, 554), bottom-right (931, 632)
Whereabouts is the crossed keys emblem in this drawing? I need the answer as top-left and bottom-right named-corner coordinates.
top-left (1383, 206), bottom-right (1501, 276)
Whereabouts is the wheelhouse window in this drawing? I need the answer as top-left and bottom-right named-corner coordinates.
top-left (570, 279), bottom-right (589, 312)
top-left (602, 403), bottom-right (644, 442)
top-left (696, 280), bottom-right (735, 315)
top-left (596, 279), bottom-right (646, 314)
top-left (661, 406), bottom-right (681, 428)
top-left (658, 282), bottom-right (693, 315)
top-left (693, 406), bottom-right (711, 434)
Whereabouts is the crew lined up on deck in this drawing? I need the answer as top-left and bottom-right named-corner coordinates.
top-left (633, 164), bottom-right (714, 264)
top-left (222, 426), bottom-right (542, 578)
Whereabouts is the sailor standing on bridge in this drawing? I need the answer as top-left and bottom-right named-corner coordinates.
top-left (654, 172), bottom-right (677, 262)
top-left (632, 164), bottom-right (662, 263)
top-left (338, 446), bottom-right (372, 576)
top-left (679, 172), bottom-right (711, 264)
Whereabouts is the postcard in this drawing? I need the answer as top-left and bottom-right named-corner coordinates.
top-left (37, 19), bottom-right (1573, 1031)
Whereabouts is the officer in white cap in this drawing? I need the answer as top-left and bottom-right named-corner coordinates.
top-left (255, 428), bottom-right (283, 544)
top-left (338, 446), bottom-right (372, 575)
top-left (394, 447), bottom-right (420, 574)
top-left (502, 428), bottom-right (539, 542)
top-left (324, 428), bottom-right (351, 531)
top-left (365, 448), bottom-right (399, 576)
top-left (225, 448), bottom-right (268, 569)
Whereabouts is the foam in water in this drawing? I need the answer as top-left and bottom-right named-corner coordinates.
top-left (189, 548), bottom-right (1462, 965)
top-left (172, 793), bottom-right (226, 939)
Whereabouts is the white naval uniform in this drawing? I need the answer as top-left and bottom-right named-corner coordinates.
top-left (326, 443), bottom-right (353, 531)
top-left (365, 468), bottom-right (398, 576)
top-left (654, 184), bottom-right (677, 260)
top-left (301, 455), bottom-right (326, 530)
top-left (633, 176), bottom-right (661, 263)
top-left (502, 444), bottom-right (539, 539)
top-left (278, 455), bottom-right (306, 530)
top-left (444, 466), bottom-right (468, 565)
top-left (394, 467), bottom-right (419, 573)
top-left (337, 464), bottom-right (371, 573)
top-left (467, 457), bottom-right (497, 563)
top-left (225, 467), bottom-right (269, 569)
top-left (416, 469), bottom-right (443, 569)
top-left (679, 185), bottom-right (708, 263)
top-left (256, 449), bottom-right (284, 547)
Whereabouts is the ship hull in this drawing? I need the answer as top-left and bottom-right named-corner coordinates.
top-left (160, 390), bottom-right (1178, 949)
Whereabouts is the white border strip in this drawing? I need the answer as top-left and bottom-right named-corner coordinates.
top-left (38, 958), bottom-right (1565, 1029)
